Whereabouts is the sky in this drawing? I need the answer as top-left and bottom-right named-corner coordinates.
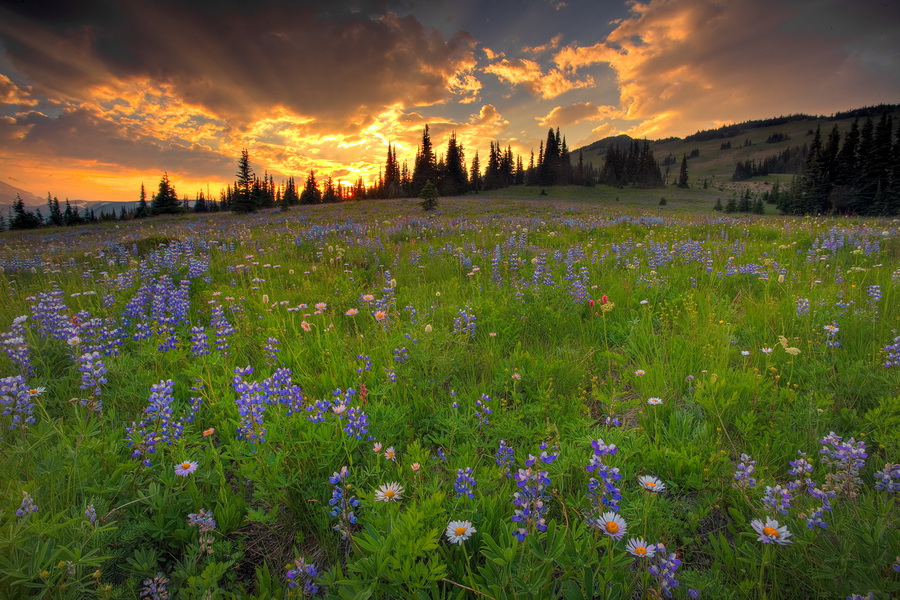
top-left (1, 0), bottom-right (898, 202)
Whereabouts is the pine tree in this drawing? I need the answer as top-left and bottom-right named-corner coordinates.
top-left (419, 180), bottom-right (438, 212)
top-left (135, 183), bottom-right (148, 218)
top-left (300, 171), bottom-right (321, 204)
top-left (677, 155), bottom-right (689, 188)
top-left (714, 198), bottom-right (723, 211)
top-left (469, 151), bottom-right (481, 193)
top-left (233, 149), bottom-right (256, 213)
top-left (10, 194), bottom-right (41, 229)
top-left (411, 125), bottom-right (437, 196)
top-left (441, 133), bottom-right (467, 196)
top-left (150, 172), bottom-right (181, 215)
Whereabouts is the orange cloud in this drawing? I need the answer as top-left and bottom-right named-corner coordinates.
top-left (554, 0), bottom-right (900, 138)
top-left (484, 57), bottom-right (594, 99)
top-left (537, 102), bottom-right (615, 127)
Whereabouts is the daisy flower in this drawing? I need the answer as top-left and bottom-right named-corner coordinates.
top-left (741, 350), bottom-right (750, 356)
top-left (202, 428), bottom-right (215, 437)
top-left (315, 302), bottom-right (327, 310)
top-left (638, 475), bottom-right (666, 493)
top-left (373, 442), bottom-right (383, 454)
top-left (300, 321), bottom-right (311, 332)
top-left (345, 308), bottom-right (359, 316)
top-left (411, 462), bottom-right (421, 473)
top-left (647, 397), bottom-right (663, 405)
top-left (635, 369), bottom-right (646, 377)
top-left (751, 517), bottom-right (792, 545)
top-left (761, 347), bottom-right (773, 354)
top-left (597, 511), bottom-right (627, 540)
top-left (625, 537), bottom-right (656, 558)
top-left (383, 446), bottom-right (396, 461)
top-left (445, 520), bottom-right (476, 545)
top-left (374, 482), bottom-right (404, 502)
top-left (174, 461), bottom-right (198, 476)
top-left (361, 294), bottom-right (375, 302)
top-left (374, 310), bottom-right (387, 321)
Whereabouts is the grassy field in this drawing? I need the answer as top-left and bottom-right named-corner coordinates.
top-left (0, 192), bottom-right (898, 599)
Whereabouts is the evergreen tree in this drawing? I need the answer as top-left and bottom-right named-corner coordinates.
top-left (10, 194), bottom-right (41, 229)
top-left (677, 155), bottom-right (690, 188)
top-left (714, 198), bottom-right (723, 211)
top-left (469, 151), bottom-right (481, 193)
top-left (419, 180), bottom-right (438, 212)
top-left (135, 183), bottom-right (149, 218)
top-left (322, 175), bottom-right (338, 203)
top-left (441, 133), bottom-right (467, 196)
top-left (233, 149), bottom-right (256, 213)
top-left (411, 125), bottom-right (437, 195)
top-left (724, 194), bottom-right (738, 213)
top-left (282, 177), bottom-right (299, 206)
top-left (300, 171), bottom-right (322, 204)
top-left (47, 193), bottom-right (63, 227)
top-left (150, 172), bottom-right (181, 215)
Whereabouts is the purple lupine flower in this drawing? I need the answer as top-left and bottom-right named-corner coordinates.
top-left (874, 463), bottom-right (900, 493)
top-left (647, 543), bottom-right (682, 598)
top-left (77, 351), bottom-right (107, 413)
top-left (188, 508), bottom-right (216, 554)
top-left (454, 468), bottom-right (477, 498)
top-left (140, 572), bottom-right (170, 600)
top-left (475, 393), bottom-right (492, 427)
top-left (264, 337), bottom-right (280, 365)
top-left (0, 315), bottom-right (33, 376)
top-left (883, 336), bottom-right (900, 368)
top-left (762, 485), bottom-right (792, 515)
top-left (795, 298), bottom-right (810, 316)
top-left (511, 467), bottom-right (551, 541)
top-left (1, 375), bottom-right (41, 434)
top-left (285, 557), bottom-right (319, 596)
top-left (328, 467), bottom-right (359, 539)
top-left (819, 431), bottom-right (867, 495)
top-left (16, 491), bottom-right (38, 517)
top-left (733, 453), bottom-right (757, 489)
top-left (495, 440), bottom-right (515, 477)
top-left (189, 326), bottom-right (210, 357)
top-left (85, 504), bottom-right (97, 524)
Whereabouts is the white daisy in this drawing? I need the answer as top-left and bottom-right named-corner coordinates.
top-left (597, 511), bottom-right (627, 540)
top-left (374, 482), bottom-right (404, 502)
top-left (647, 397), bottom-right (663, 405)
top-left (445, 520), bottom-right (476, 545)
top-left (751, 517), bottom-right (792, 545)
top-left (638, 475), bottom-right (666, 493)
top-left (625, 537), bottom-right (656, 558)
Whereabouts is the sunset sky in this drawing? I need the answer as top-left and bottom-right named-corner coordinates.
top-left (1, 0), bottom-right (898, 202)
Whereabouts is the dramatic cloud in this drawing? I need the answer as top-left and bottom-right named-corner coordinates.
top-left (537, 102), bottom-right (613, 127)
top-left (554, 0), bottom-right (900, 137)
top-left (484, 57), bottom-right (594, 99)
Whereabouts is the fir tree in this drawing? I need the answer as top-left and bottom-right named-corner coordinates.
top-left (469, 151), bottom-right (481, 193)
top-left (300, 171), bottom-right (321, 204)
top-left (677, 155), bottom-right (690, 188)
top-left (135, 183), bottom-right (149, 218)
top-left (411, 125), bottom-right (437, 196)
top-left (10, 194), bottom-right (41, 229)
top-left (233, 149), bottom-right (256, 213)
top-left (419, 180), bottom-right (438, 212)
top-left (150, 172), bottom-right (181, 215)
top-left (441, 133), bottom-right (467, 196)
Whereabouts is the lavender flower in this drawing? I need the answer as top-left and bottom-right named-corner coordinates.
top-left (454, 468), bottom-right (477, 498)
top-left (733, 454), bottom-right (757, 489)
top-left (762, 485), bottom-right (792, 515)
top-left (285, 557), bottom-right (319, 596)
top-left (328, 467), bottom-right (359, 539)
top-left (495, 440), bottom-right (515, 477)
top-left (188, 508), bottom-right (216, 554)
top-left (1, 375), bottom-right (41, 434)
top-left (85, 504), bottom-right (97, 524)
top-left (16, 491), bottom-right (38, 518)
top-left (883, 336), bottom-right (900, 368)
top-left (475, 393), bottom-right (492, 427)
top-left (140, 573), bottom-right (170, 600)
top-left (873, 463), bottom-right (900, 493)
top-left (647, 543), bottom-right (682, 598)
top-left (511, 467), bottom-right (551, 541)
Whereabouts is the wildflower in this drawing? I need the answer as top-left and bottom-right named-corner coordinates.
top-left (411, 462), bottom-right (421, 473)
top-left (638, 475), bottom-right (666, 493)
top-left (495, 440), bottom-right (515, 476)
top-left (761, 347), bottom-right (773, 354)
top-left (374, 310), bottom-right (387, 321)
top-left (635, 369), bottom-right (646, 376)
top-left (446, 520), bottom-right (476, 545)
top-left (454, 468), bottom-right (477, 498)
top-left (733, 454), bottom-right (757, 489)
top-left (345, 308), bottom-right (359, 316)
top-left (140, 572), bottom-right (170, 600)
top-left (846, 594), bottom-right (874, 600)
top-left (328, 468), bottom-right (359, 538)
top-left (640, 299), bottom-right (649, 305)
top-left (202, 427), bottom-right (215, 437)
top-left (383, 446), bottom-right (396, 461)
top-left (751, 517), bottom-right (793, 545)
top-left (689, 589), bottom-right (700, 599)
top-left (741, 350), bottom-right (750, 356)
top-left (626, 537), bottom-right (656, 558)
top-left (16, 491), bottom-right (38, 517)
top-left (315, 302), bottom-right (327, 311)
top-left (647, 543), bottom-right (682, 598)
top-left (361, 294), bottom-right (375, 302)
top-left (647, 397), bottom-right (663, 405)
top-left (85, 504), bottom-right (97, 524)
top-left (285, 557), bottom-right (319, 595)
top-left (511, 371), bottom-right (521, 381)
top-left (174, 461), bottom-right (198, 476)
top-left (300, 321), bottom-right (311, 332)
top-left (874, 463), bottom-right (900, 493)
top-left (596, 511), bottom-right (627, 540)
top-left (762, 485), bottom-right (792, 515)
top-left (375, 482), bottom-right (404, 502)
top-left (373, 442), bottom-right (382, 454)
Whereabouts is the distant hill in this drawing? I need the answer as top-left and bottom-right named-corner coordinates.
top-left (0, 180), bottom-right (45, 207)
top-left (575, 103), bottom-right (900, 187)
top-left (0, 180), bottom-right (140, 215)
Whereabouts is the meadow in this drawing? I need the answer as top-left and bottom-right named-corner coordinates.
top-left (0, 190), bottom-right (898, 599)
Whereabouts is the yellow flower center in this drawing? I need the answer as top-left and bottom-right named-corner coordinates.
top-left (455, 526), bottom-right (468, 536)
top-left (605, 521), bottom-right (619, 534)
top-left (762, 526), bottom-right (779, 538)
top-left (646, 482), bottom-right (656, 488)
top-left (635, 546), bottom-right (646, 556)
top-left (384, 490), bottom-right (395, 498)
top-left (181, 462), bottom-right (192, 469)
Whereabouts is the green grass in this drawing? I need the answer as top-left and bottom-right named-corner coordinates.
top-left (0, 195), bottom-right (897, 599)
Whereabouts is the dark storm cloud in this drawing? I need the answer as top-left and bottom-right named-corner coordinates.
top-left (0, 0), bottom-right (476, 123)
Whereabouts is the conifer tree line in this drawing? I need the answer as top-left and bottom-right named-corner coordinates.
top-left (778, 114), bottom-right (900, 215)
top-left (731, 145), bottom-right (809, 181)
